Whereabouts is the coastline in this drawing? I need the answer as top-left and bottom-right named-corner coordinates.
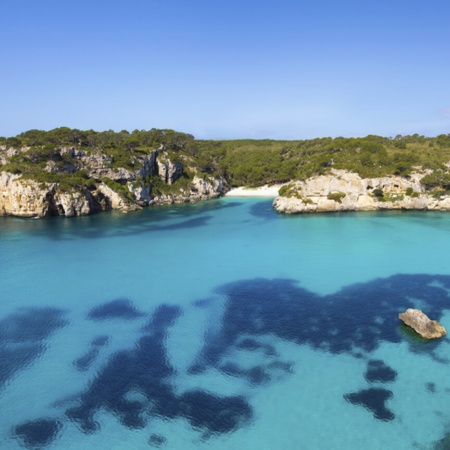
top-left (225, 184), bottom-right (282, 197)
top-left (272, 170), bottom-right (450, 214)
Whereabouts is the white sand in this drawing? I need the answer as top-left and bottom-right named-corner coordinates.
top-left (225, 184), bottom-right (283, 197)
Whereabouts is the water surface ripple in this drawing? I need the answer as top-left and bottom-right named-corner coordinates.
top-left (1, 198), bottom-right (450, 449)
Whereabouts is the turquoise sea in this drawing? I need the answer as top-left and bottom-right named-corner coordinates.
top-left (1, 197), bottom-right (450, 449)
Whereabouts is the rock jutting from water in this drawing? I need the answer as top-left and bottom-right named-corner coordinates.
top-left (273, 169), bottom-right (450, 214)
top-left (398, 308), bottom-right (446, 339)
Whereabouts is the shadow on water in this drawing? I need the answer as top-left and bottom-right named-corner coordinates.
top-left (64, 303), bottom-right (252, 439)
top-left (73, 336), bottom-right (110, 372)
top-left (0, 199), bottom-right (244, 241)
top-left (248, 199), bottom-right (278, 220)
top-left (0, 308), bottom-right (67, 388)
top-left (194, 274), bottom-right (450, 427)
top-left (10, 273), bottom-right (450, 447)
top-left (344, 388), bottom-right (395, 421)
top-left (197, 275), bottom-right (447, 367)
top-left (86, 298), bottom-right (145, 321)
top-left (13, 418), bottom-right (63, 449)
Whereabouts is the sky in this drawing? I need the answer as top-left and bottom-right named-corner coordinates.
top-left (1, 0), bottom-right (449, 140)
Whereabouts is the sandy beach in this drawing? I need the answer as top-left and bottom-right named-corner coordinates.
top-left (225, 184), bottom-right (282, 197)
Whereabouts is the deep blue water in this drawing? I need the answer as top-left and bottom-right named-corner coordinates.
top-left (1, 197), bottom-right (450, 449)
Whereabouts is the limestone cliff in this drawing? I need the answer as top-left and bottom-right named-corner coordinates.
top-left (0, 146), bottom-right (228, 218)
top-left (273, 170), bottom-right (450, 214)
top-left (0, 172), bottom-right (55, 218)
top-left (156, 152), bottom-right (183, 185)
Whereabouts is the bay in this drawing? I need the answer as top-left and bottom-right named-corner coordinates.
top-left (1, 197), bottom-right (450, 449)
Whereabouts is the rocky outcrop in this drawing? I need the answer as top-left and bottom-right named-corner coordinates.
top-left (273, 170), bottom-right (450, 214)
top-left (0, 163), bottom-right (227, 218)
top-left (0, 172), bottom-right (55, 217)
top-left (150, 176), bottom-right (226, 206)
top-left (0, 172), bottom-right (98, 218)
top-left (156, 152), bottom-right (183, 185)
top-left (52, 190), bottom-right (97, 217)
top-left (81, 153), bottom-right (135, 182)
top-left (138, 151), bottom-right (157, 178)
top-left (398, 308), bottom-right (446, 339)
top-left (0, 145), bottom-right (29, 165)
top-left (190, 176), bottom-right (226, 199)
top-left (127, 182), bottom-right (152, 205)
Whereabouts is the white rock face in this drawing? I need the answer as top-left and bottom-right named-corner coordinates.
top-left (52, 190), bottom-right (95, 217)
top-left (157, 152), bottom-right (183, 185)
top-left (97, 183), bottom-right (140, 212)
top-left (273, 170), bottom-right (450, 214)
top-left (127, 182), bottom-right (152, 205)
top-left (0, 141), bottom-right (229, 218)
top-left (0, 172), bottom-right (98, 217)
top-left (0, 146), bottom-right (30, 165)
top-left (138, 151), bottom-right (157, 178)
top-left (150, 176), bottom-right (227, 206)
top-left (0, 172), bottom-right (54, 217)
top-left (191, 176), bottom-right (225, 199)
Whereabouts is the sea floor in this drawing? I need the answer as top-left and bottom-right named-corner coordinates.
top-left (1, 198), bottom-right (450, 449)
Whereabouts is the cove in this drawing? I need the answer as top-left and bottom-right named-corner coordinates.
top-left (1, 197), bottom-right (450, 450)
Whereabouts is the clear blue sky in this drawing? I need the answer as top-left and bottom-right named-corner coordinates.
top-left (1, 0), bottom-right (449, 139)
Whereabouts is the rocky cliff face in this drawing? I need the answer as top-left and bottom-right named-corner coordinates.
top-left (0, 146), bottom-right (228, 218)
top-left (273, 170), bottom-right (450, 214)
top-left (0, 172), bottom-right (54, 217)
top-left (156, 152), bottom-right (183, 185)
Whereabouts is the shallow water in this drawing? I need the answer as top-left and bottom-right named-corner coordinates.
top-left (1, 198), bottom-right (450, 449)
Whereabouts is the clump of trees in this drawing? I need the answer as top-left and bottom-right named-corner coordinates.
top-left (2, 128), bottom-right (450, 192)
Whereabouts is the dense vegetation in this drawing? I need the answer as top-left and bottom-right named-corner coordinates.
top-left (1, 128), bottom-right (450, 191)
top-left (0, 128), bottom-right (198, 194)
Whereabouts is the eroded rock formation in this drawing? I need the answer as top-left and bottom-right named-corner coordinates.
top-left (0, 147), bottom-right (227, 218)
top-left (273, 169), bottom-right (450, 214)
top-left (398, 308), bottom-right (446, 339)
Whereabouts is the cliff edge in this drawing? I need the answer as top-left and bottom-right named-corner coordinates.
top-left (0, 145), bottom-right (227, 218)
top-left (273, 170), bottom-right (450, 214)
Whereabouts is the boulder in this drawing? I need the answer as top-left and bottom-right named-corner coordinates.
top-left (398, 308), bottom-right (446, 339)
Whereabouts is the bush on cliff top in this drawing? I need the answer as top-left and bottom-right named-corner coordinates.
top-left (3, 128), bottom-right (450, 192)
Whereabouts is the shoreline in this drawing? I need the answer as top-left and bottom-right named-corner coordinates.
top-left (225, 184), bottom-right (282, 197)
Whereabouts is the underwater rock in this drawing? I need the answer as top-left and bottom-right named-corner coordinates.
top-left (73, 348), bottom-right (99, 371)
top-left (364, 360), bottom-right (397, 383)
top-left (87, 298), bottom-right (144, 320)
top-left (13, 418), bottom-right (62, 449)
top-left (91, 335), bottom-right (109, 347)
top-left (149, 433), bottom-right (167, 447)
top-left (399, 308), bottom-right (446, 339)
top-left (433, 432), bottom-right (450, 450)
top-left (344, 388), bottom-right (395, 421)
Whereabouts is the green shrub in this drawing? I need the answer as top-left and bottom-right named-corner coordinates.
top-left (431, 190), bottom-right (446, 199)
top-left (327, 191), bottom-right (346, 203)
top-left (279, 183), bottom-right (294, 196)
top-left (372, 188), bottom-right (384, 198)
